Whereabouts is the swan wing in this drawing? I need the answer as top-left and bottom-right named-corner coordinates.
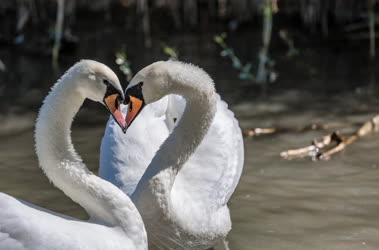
top-left (0, 193), bottom-right (131, 250)
top-left (172, 94), bottom-right (244, 208)
top-left (100, 94), bottom-right (244, 207)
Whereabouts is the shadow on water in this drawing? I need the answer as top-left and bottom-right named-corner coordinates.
top-left (0, 21), bottom-right (379, 249)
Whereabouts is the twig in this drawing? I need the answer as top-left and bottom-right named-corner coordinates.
top-left (280, 115), bottom-right (379, 161)
top-left (244, 127), bottom-right (277, 137)
top-left (244, 121), bottom-right (350, 138)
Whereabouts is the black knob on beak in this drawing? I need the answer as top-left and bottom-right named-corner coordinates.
top-left (123, 95), bottom-right (130, 105)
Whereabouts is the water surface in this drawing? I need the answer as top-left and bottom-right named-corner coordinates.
top-left (1, 90), bottom-right (378, 250)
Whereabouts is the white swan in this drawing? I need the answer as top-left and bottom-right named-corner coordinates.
top-left (0, 60), bottom-right (147, 250)
top-left (100, 61), bottom-right (244, 249)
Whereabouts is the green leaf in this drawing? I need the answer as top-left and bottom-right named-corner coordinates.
top-left (214, 35), bottom-right (223, 45)
top-left (232, 58), bottom-right (242, 69)
top-left (220, 50), bottom-right (228, 57)
top-left (239, 72), bottom-right (254, 81)
top-left (241, 63), bottom-right (252, 73)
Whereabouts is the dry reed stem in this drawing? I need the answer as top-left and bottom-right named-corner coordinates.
top-left (52, 0), bottom-right (65, 68)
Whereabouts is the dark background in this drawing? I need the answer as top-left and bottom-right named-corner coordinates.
top-left (0, 0), bottom-right (378, 116)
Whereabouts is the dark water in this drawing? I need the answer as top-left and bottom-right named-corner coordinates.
top-left (0, 25), bottom-right (379, 249)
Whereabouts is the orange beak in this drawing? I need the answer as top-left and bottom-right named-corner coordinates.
top-left (125, 95), bottom-right (145, 129)
top-left (104, 93), bottom-right (127, 133)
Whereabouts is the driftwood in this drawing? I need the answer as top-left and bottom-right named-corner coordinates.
top-left (243, 121), bottom-right (349, 137)
top-left (280, 115), bottom-right (379, 161)
top-left (243, 115), bottom-right (379, 160)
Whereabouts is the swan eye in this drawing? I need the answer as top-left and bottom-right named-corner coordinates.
top-left (103, 79), bottom-right (110, 86)
top-left (115, 96), bottom-right (122, 109)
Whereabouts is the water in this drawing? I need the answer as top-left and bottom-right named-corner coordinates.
top-left (231, 127), bottom-right (379, 249)
top-left (229, 92), bottom-right (379, 250)
top-left (1, 23), bottom-right (379, 249)
top-left (0, 89), bottom-right (378, 250)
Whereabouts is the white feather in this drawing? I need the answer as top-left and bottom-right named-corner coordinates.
top-left (0, 60), bottom-right (147, 250)
top-left (100, 61), bottom-right (244, 249)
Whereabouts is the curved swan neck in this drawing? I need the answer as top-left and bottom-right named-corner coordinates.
top-left (134, 63), bottom-right (217, 202)
top-left (35, 74), bottom-right (84, 165)
top-left (35, 73), bottom-right (85, 180)
top-left (35, 71), bottom-right (147, 247)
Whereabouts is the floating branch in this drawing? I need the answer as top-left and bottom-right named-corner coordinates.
top-left (280, 115), bottom-right (379, 161)
top-left (244, 127), bottom-right (277, 137)
top-left (244, 121), bottom-right (350, 138)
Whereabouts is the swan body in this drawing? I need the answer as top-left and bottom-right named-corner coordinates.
top-left (0, 60), bottom-right (147, 250)
top-left (100, 61), bottom-right (244, 249)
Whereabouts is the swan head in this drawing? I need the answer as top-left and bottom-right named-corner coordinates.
top-left (73, 60), bottom-right (127, 132)
top-left (123, 61), bottom-right (171, 128)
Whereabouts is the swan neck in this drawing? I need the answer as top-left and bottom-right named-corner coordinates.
top-left (167, 95), bottom-right (216, 168)
top-left (134, 68), bottom-right (217, 204)
top-left (35, 75), bottom-right (84, 168)
top-left (35, 74), bottom-right (147, 247)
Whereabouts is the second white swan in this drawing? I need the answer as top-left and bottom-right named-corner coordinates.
top-left (100, 61), bottom-right (244, 249)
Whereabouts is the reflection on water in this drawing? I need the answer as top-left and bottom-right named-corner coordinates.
top-left (0, 89), bottom-right (378, 250)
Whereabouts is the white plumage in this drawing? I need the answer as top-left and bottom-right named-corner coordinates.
top-left (100, 61), bottom-right (244, 249)
top-left (0, 60), bottom-right (147, 250)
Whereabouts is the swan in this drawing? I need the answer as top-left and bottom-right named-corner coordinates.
top-left (0, 60), bottom-right (147, 250)
top-left (100, 61), bottom-right (244, 249)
